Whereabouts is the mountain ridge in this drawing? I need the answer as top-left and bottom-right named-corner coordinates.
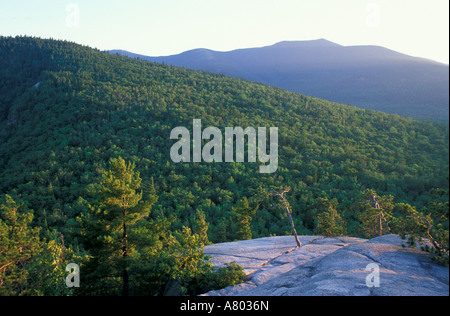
top-left (1, 36), bottom-right (448, 244)
top-left (0, 36), bottom-right (448, 296)
top-left (110, 39), bottom-right (449, 122)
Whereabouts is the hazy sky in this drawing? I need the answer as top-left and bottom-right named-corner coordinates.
top-left (1, 0), bottom-right (449, 64)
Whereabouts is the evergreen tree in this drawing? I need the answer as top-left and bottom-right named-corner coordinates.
top-left (215, 219), bottom-right (228, 243)
top-left (354, 189), bottom-right (394, 238)
top-left (29, 229), bottom-right (84, 296)
top-left (395, 188), bottom-right (449, 266)
top-left (78, 157), bottom-right (158, 295)
top-left (232, 197), bottom-right (257, 240)
top-left (314, 198), bottom-right (347, 237)
top-left (192, 209), bottom-right (210, 245)
top-left (0, 195), bottom-right (42, 296)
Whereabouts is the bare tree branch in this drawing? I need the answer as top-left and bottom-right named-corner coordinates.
top-left (265, 188), bottom-right (302, 248)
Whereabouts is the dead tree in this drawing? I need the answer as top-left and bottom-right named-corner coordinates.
top-left (354, 193), bottom-right (391, 237)
top-left (370, 194), bottom-right (391, 237)
top-left (267, 188), bottom-right (302, 248)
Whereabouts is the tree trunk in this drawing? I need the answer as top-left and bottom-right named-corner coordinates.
top-left (268, 189), bottom-right (302, 248)
top-left (284, 205), bottom-right (302, 247)
top-left (373, 195), bottom-right (383, 237)
top-left (122, 213), bottom-right (129, 296)
top-left (122, 268), bottom-right (129, 297)
top-left (379, 213), bottom-right (383, 237)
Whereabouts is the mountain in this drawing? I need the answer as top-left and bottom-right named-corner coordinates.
top-left (111, 39), bottom-right (449, 122)
top-left (0, 36), bottom-right (448, 296)
top-left (1, 36), bottom-right (448, 239)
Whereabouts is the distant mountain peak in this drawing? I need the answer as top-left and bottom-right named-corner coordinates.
top-left (271, 38), bottom-right (341, 48)
top-left (109, 40), bottom-right (449, 122)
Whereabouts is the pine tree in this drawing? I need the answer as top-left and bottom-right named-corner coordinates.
top-left (215, 219), bottom-right (228, 243)
top-left (315, 198), bottom-right (347, 237)
top-left (395, 188), bottom-right (449, 266)
top-left (192, 209), bottom-right (210, 245)
top-left (0, 195), bottom-right (42, 296)
top-left (232, 198), bottom-right (257, 240)
top-left (78, 157), bottom-right (158, 296)
top-left (354, 189), bottom-right (394, 238)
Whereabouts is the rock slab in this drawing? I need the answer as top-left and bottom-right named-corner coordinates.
top-left (203, 235), bottom-right (449, 296)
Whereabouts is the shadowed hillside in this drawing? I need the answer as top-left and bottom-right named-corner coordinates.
top-left (0, 36), bottom-right (448, 296)
top-left (112, 39), bottom-right (449, 122)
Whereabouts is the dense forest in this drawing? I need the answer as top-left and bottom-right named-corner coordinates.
top-left (0, 36), bottom-right (448, 295)
top-left (114, 39), bottom-right (450, 122)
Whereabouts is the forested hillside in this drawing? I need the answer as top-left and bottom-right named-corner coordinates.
top-left (112, 39), bottom-right (450, 122)
top-left (0, 36), bottom-right (448, 295)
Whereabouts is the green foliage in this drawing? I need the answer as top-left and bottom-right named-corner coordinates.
top-left (0, 195), bottom-right (42, 295)
top-left (135, 226), bottom-right (211, 296)
top-left (192, 210), bottom-right (210, 245)
top-left (314, 198), bottom-right (347, 237)
top-left (0, 195), bottom-right (86, 296)
top-left (0, 36), bottom-right (449, 293)
top-left (75, 157), bottom-right (242, 296)
top-left (395, 188), bottom-right (449, 266)
top-left (232, 197), bottom-right (258, 240)
top-left (77, 157), bottom-right (159, 295)
top-left (133, 226), bottom-right (246, 296)
top-left (196, 262), bottom-right (247, 294)
top-left (27, 229), bottom-right (85, 296)
top-left (1, 36), bottom-right (448, 243)
top-left (352, 189), bottom-right (395, 238)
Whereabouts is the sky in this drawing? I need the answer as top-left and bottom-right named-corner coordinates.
top-left (0, 0), bottom-right (449, 64)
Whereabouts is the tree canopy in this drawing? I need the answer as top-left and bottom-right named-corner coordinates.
top-left (0, 36), bottom-right (448, 294)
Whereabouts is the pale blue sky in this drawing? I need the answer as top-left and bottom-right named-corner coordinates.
top-left (1, 0), bottom-right (448, 64)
